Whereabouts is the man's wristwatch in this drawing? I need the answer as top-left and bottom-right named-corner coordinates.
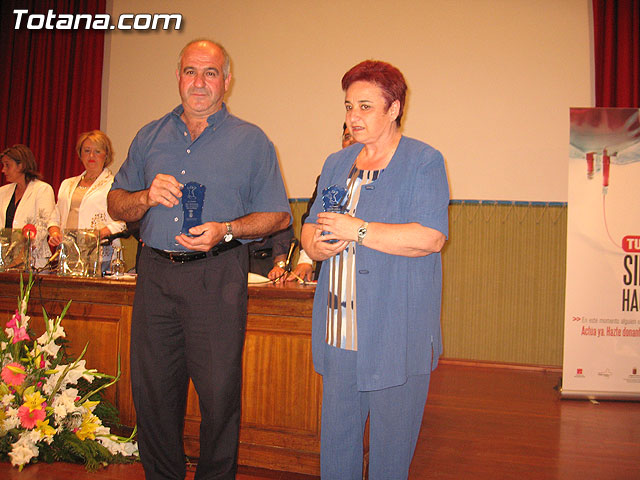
top-left (276, 260), bottom-right (286, 269)
top-left (357, 221), bottom-right (369, 245)
top-left (224, 222), bottom-right (233, 242)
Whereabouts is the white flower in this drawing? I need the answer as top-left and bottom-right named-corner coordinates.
top-left (0, 351), bottom-right (10, 365)
top-left (64, 360), bottom-right (96, 385)
top-left (9, 432), bottom-right (39, 468)
top-left (51, 388), bottom-right (81, 422)
top-left (49, 322), bottom-right (66, 341)
top-left (42, 360), bottom-right (94, 396)
top-left (37, 321), bottom-right (66, 346)
top-left (42, 368), bottom-right (63, 395)
top-left (19, 299), bottom-right (27, 316)
top-left (97, 433), bottom-right (138, 457)
top-left (40, 341), bottom-right (61, 358)
top-left (4, 406), bottom-right (20, 430)
top-left (1, 393), bottom-right (15, 407)
top-left (24, 429), bottom-right (41, 443)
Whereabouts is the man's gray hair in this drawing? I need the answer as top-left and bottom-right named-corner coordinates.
top-left (177, 39), bottom-right (230, 79)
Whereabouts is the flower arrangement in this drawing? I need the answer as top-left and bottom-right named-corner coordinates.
top-left (0, 274), bottom-right (138, 470)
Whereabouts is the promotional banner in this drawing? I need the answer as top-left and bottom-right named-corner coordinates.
top-left (563, 108), bottom-right (640, 400)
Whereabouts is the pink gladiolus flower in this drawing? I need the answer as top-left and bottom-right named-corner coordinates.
top-left (1, 362), bottom-right (27, 386)
top-left (18, 405), bottom-right (46, 429)
top-left (11, 326), bottom-right (30, 343)
top-left (6, 311), bottom-right (19, 329)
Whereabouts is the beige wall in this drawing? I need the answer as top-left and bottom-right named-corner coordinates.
top-left (102, 0), bottom-right (593, 202)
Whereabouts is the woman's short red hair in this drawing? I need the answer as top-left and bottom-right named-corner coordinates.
top-left (341, 60), bottom-right (407, 126)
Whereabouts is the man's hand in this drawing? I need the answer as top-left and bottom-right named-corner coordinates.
top-left (287, 262), bottom-right (314, 282)
top-left (147, 174), bottom-right (183, 208)
top-left (108, 173), bottom-right (184, 223)
top-left (175, 221), bottom-right (225, 251)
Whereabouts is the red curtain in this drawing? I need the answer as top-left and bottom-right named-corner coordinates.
top-left (593, 0), bottom-right (640, 107)
top-left (0, 0), bottom-right (105, 193)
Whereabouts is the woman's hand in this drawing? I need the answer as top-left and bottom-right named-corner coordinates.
top-left (301, 223), bottom-right (349, 261)
top-left (98, 227), bottom-right (112, 239)
top-left (315, 212), bottom-right (361, 242)
top-left (48, 226), bottom-right (63, 247)
top-left (304, 214), bottom-right (446, 258)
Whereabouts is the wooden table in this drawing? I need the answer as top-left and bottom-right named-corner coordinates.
top-left (0, 272), bottom-right (321, 475)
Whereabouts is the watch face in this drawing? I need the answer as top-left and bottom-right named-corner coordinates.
top-left (357, 223), bottom-right (368, 244)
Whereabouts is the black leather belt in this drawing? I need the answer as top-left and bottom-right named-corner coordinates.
top-left (151, 240), bottom-right (241, 263)
top-left (251, 247), bottom-right (273, 259)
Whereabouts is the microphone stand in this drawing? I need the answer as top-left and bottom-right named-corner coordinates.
top-left (281, 238), bottom-right (308, 284)
top-left (284, 238), bottom-right (299, 272)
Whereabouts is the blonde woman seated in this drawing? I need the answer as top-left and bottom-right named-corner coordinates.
top-left (48, 130), bottom-right (125, 272)
top-left (1, 144), bottom-right (56, 268)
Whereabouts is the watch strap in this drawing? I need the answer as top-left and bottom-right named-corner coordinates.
top-left (224, 222), bottom-right (233, 242)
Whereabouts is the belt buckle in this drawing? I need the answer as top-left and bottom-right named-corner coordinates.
top-left (168, 252), bottom-right (185, 263)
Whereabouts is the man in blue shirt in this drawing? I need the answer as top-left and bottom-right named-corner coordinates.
top-left (108, 39), bottom-right (290, 480)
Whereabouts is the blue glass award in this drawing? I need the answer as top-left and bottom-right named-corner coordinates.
top-left (181, 182), bottom-right (206, 236)
top-left (321, 184), bottom-right (348, 242)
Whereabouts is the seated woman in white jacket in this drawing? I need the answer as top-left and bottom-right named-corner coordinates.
top-left (48, 130), bottom-right (125, 272)
top-left (1, 144), bottom-right (56, 269)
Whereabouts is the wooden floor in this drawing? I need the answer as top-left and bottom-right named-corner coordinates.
top-left (2, 362), bottom-right (639, 479)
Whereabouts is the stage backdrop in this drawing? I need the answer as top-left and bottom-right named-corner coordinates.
top-left (562, 108), bottom-right (640, 400)
top-left (102, 0), bottom-right (591, 202)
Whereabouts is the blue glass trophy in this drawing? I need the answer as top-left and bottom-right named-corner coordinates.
top-left (181, 182), bottom-right (206, 236)
top-left (321, 184), bottom-right (348, 242)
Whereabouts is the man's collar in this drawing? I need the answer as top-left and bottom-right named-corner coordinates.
top-left (171, 103), bottom-right (229, 129)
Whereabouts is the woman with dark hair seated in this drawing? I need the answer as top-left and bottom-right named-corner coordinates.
top-left (0, 144), bottom-right (56, 268)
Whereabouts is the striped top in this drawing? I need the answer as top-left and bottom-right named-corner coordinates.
top-left (325, 164), bottom-right (383, 350)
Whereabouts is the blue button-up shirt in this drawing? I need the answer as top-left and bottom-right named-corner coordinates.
top-left (111, 104), bottom-right (290, 251)
top-left (307, 136), bottom-right (449, 391)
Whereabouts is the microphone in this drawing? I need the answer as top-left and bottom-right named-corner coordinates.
top-left (100, 229), bottom-right (131, 246)
top-left (284, 238), bottom-right (299, 272)
top-left (37, 249), bottom-right (60, 272)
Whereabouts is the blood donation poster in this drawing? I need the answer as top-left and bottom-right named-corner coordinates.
top-left (563, 108), bottom-right (640, 400)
